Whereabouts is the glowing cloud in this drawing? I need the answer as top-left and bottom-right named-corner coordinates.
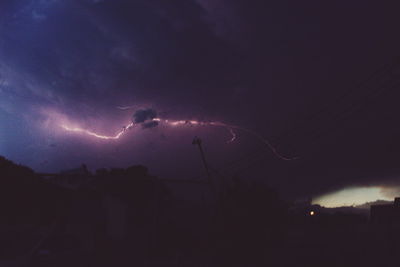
top-left (312, 186), bottom-right (392, 207)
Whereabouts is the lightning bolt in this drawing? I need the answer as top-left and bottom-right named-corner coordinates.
top-left (116, 105), bottom-right (136, 110)
top-left (60, 118), bottom-right (297, 160)
top-left (227, 128), bottom-right (236, 143)
top-left (61, 122), bottom-right (134, 140)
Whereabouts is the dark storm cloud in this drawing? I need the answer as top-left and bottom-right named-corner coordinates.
top-left (132, 109), bottom-right (157, 124)
top-left (0, 0), bottom-right (241, 115)
top-left (2, 0), bottom-right (400, 198)
top-left (141, 121), bottom-right (159, 129)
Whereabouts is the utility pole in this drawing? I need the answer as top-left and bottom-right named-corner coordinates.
top-left (192, 137), bottom-right (222, 233)
top-left (192, 136), bottom-right (213, 188)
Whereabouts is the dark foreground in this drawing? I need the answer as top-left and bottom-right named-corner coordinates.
top-left (1, 156), bottom-right (398, 267)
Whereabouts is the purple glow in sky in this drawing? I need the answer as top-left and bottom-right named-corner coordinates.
top-left (3, 0), bottom-right (400, 200)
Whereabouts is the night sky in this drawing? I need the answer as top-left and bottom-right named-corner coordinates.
top-left (2, 0), bottom-right (400, 205)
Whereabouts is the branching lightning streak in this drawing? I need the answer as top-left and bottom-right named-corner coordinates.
top-left (60, 118), bottom-right (297, 160)
top-left (116, 105), bottom-right (136, 110)
top-left (61, 122), bottom-right (134, 140)
top-left (207, 121), bottom-right (297, 161)
top-left (233, 126), bottom-right (299, 161)
top-left (227, 128), bottom-right (236, 143)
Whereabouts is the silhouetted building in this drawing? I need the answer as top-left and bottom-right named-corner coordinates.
top-left (370, 197), bottom-right (400, 224)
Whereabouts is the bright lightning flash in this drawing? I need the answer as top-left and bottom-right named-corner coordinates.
top-left (60, 118), bottom-right (296, 160)
top-left (61, 122), bottom-right (134, 140)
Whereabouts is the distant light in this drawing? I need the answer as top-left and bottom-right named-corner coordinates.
top-left (310, 211), bottom-right (315, 216)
